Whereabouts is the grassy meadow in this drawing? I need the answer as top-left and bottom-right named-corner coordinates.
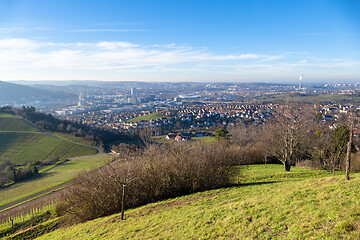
top-left (0, 154), bottom-right (115, 208)
top-left (7, 164), bottom-right (358, 239)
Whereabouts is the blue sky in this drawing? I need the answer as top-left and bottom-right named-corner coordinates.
top-left (0, 0), bottom-right (359, 83)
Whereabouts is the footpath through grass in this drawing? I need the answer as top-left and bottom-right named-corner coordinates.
top-left (0, 154), bottom-right (114, 208)
top-left (34, 164), bottom-right (360, 239)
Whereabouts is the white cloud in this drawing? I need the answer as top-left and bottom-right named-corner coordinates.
top-left (0, 38), bottom-right (40, 49)
top-left (0, 38), bottom-right (359, 81)
top-left (0, 38), bottom-right (263, 71)
top-left (96, 41), bottom-right (139, 49)
top-left (69, 29), bottom-right (153, 32)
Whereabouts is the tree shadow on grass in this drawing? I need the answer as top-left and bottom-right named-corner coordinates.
top-left (0, 171), bottom-right (55, 190)
top-left (229, 180), bottom-right (281, 188)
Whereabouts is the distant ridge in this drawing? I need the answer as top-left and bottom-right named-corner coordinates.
top-left (0, 81), bottom-right (68, 102)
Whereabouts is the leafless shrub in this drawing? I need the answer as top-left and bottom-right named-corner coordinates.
top-left (57, 141), bottom-right (241, 222)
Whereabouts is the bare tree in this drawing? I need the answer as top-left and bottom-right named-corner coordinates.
top-left (264, 111), bottom-right (312, 171)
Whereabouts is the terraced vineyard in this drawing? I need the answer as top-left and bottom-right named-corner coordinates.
top-left (0, 115), bottom-right (39, 132)
top-left (0, 132), bottom-right (97, 165)
top-left (0, 114), bottom-right (103, 211)
top-left (0, 115), bottom-right (97, 165)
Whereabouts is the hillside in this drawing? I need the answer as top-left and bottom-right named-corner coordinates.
top-left (0, 114), bottom-right (39, 132)
top-left (0, 114), bottom-right (97, 165)
top-left (0, 154), bottom-right (114, 208)
top-left (0, 81), bottom-right (59, 103)
top-left (5, 165), bottom-right (358, 239)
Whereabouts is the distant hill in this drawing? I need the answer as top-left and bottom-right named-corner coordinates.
top-left (0, 81), bottom-right (72, 103)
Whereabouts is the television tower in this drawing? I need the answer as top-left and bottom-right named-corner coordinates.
top-left (298, 75), bottom-right (303, 90)
top-left (78, 91), bottom-right (85, 106)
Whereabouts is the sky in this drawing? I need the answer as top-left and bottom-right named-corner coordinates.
top-left (0, 0), bottom-right (359, 83)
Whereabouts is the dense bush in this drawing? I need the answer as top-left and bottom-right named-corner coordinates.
top-left (0, 162), bottom-right (38, 186)
top-left (0, 161), bottom-right (14, 186)
top-left (57, 141), bottom-right (243, 222)
top-left (41, 155), bottom-right (59, 166)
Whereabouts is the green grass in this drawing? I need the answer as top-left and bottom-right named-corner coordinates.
top-left (0, 116), bottom-right (39, 132)
top-left (50, 132), bottom-right (96, 146)
top-left (0, 113), bottom-right (15, 118)
top-left (0, 115), bottom-right (97, 165)
top-left (33, 164), bottom-right (360, 239)
top-left (192, 136), bottom-right (216, 144)
top-left (0, 154), bottom-right (115, 208)
top-left (62, 144), bottom-right (98, 159)
top-left (0, 132), bottom-right (97, 165)
top-left (125, 112), bottom-right (168, 122)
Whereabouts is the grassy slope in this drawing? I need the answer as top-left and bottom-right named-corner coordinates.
top-left (124, 112), bottom-right (168, 122)
top-left (50, 132), bottom-right (96, 146)
top-left (0, 132), bottom-right (97, 165)
top-left (0, 116), bottom-right (39, 132)
top-left (36, 165), bottom-right (360, 239)
top-left (0, 154), bottom-right (115, 207)
top-left (0, 115), bottom-right (97, 165)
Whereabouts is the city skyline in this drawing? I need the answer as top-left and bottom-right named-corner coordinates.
top-left (0, 0), bottom-right (359, 83)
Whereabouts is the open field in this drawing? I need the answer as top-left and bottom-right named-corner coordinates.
top-left (0, 113), bottom-right (15, 118)
top-left (30, 165), bottom-right (360, 239)
top-left (0, 116), bottom-right (39, 132)
top-left (124, 111), bottom-right (168, 122)
top-left (0, 154), bottom-right (115, 208)
top-left (192, 136), bottom-right (216, 144)
top-left (0, 132), bottom-right (97, 165)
